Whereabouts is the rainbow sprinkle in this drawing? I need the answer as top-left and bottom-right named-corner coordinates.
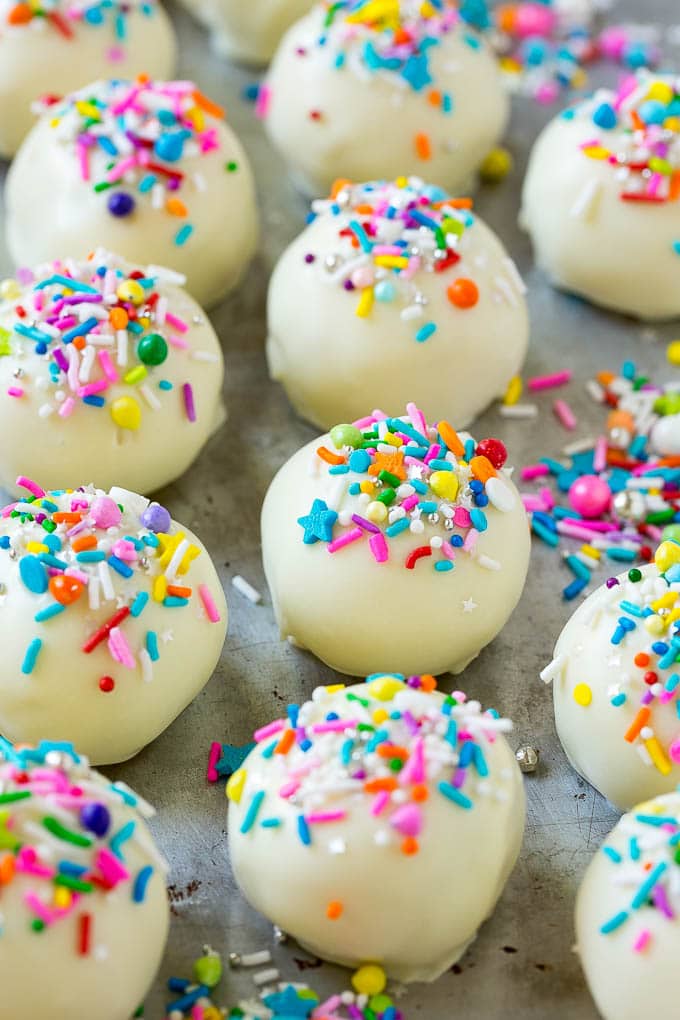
top-left (227, 674), bottom-right (513, 856)
top-left (304, 177), bottom-right (526, 342)
top-left (38, 78), bottom-right (229, 245)
top-left (0, 480), bottom-right (221, 694)
top-left (296, 403), bottom-right (517, 572)
top-left (0, 252), bottom-right (219, 430)
top-left (0, 739), bottom-right (166, 942)
top-left (596, 793), bottom-right (680, 954)
top-left (1, 0), bottom-right (160, 41)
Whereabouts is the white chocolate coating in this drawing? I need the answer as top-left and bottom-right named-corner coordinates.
top-left (0, 0), bottom-right (176, 159)
top-left (550, 560), bottom-right (680, 812)
top-left (267, 178), bottom-right (528, 431)
top-left (0, 485), bottom-right (227, 764)
top-left (263, 3), bottom-right (509, 196)
top-left (576, 791), bottom-right (680, 1020)
top-left (0, 251), bottom-right (225, 496)
top-left (0, 743), bottom-right (169, 1020)
top-left (521, 72), bottom-right (680, 320)
top-left (228, 677), bottom-right (525, 982)
top-left (5, 78), bottom-right (258, 309)
top-left (261, 411), bottom-right (530, 677)
top-left (177, 0), bottom-right (313, 65)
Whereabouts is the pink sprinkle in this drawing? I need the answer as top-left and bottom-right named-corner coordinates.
top-left (538, 486), bottom-right (555, 510)
top-left (401, 494), bottom-right (419, 512)
top-left (390, 803), bottom-right (422, 837)
top-left (16, 476), bottom-right (45, 499)
top-left (64, 567), bottom-right (89, 584)
top-left (554, 398), bottom-right (577, 431)
top-left (328, 527), bottom-right (363, 553)
top-left (165, 311), bottom-right (188, 334)
top-left (463, 527), bottom-right (479, 552)
top-left (521, 463), bottom-right (550, 481)
top-left (198, 583), bottom-right (221, 623)
top-left (312, 719), bottom-right (357, 733)
top-left (7, 387), bottom-right (23, 398)
top-left (255, 84), bottom-right (271, 119)
top-left (306, 811), bottom-right (347, 824)
top-left (106, 45), bottom-right (125, 62)
top-left (95, 848), bottom-right (129, 885)
top-left (369, 531), bottom-right (389, 563)
top-left (254, 719), bottom-right (285, 743)
top-left (183, 382), bottom-right (196, 422)
top-left (557, 520), bottom-right (605, 542)
top-left (111, 539), bottom-right (137, 562)
top-left (314, 997), bottom-right (342, 1017)
top-left (279, 780), bottom-right (300, 799)
top-left (439, 539), bottom-right (456, 562)
top-left (77, 140), bottom-right (90, 182)
top-left (453, 506), bottom-right (471, 528)
top-left (528, 370), bottom-right (572, 392)
top-left (406, 401), bottom-right (427, 437)
top-left (353, 415), bottom-right (377, 429)
top-left (98, 350), bottom-right (118, 383)
top-left (167, 334), bottom-right (189, 350)
top-left (206, 741), bottom-right (221, 783)
top-left (522, 495), bottom-right (548, 512)
top-left (24, 893), bottom-right (55, 925)
top-left (371, 791), bottom-right (390, 816)
top-left (108, 627), bottom-right (135, 669)
top-left (77, 380), bottom-right (108, 398)
top-left (633, 930), bottom-right (651, 953)
top-left (105, 155), bottom-right (137, 183)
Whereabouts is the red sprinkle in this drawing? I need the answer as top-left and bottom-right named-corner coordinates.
top-left (405, 545), bottom-right (432, 570)
top-left (82, 606), bottom-right (130, 654)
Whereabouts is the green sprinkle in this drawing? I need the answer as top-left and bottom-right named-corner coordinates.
top-left (31, 918), bottom-right (45, 933)
top-left (0, 790), bottom-right (31, 804)
top-left (43, 816), bottom-right (92, 848)
top-left (54, 875), bottom-right (94, 893)
top-left (226, 161), bottom-right (239, 172)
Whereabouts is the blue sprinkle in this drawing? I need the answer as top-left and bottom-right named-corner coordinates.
top-left (631, 861), bottom-right (667, 909)
top-left (438, 781), bottom-right (472, 809)
top-left (76, 550), bottom-right (106, 563)
top-left (297, 815), bottom-right (311, 846)
top-left (600, 910), bottom-right (628, 934)
top-left (415, 322), bottom-right (437, 343)
top-left (109, 820), bottom-right (135, 860)
top-left (146, 631), bottom-right (159, 662)
top-left (163, 596), bottom-right (189, 608)
top-left (434, 560), bottom-right (454, 572)
top-left (603, 846), bottom-right (622, 863)
top-left (34, 603), bottom-right (66, 623)
top-left (240, 791), bottom-right (265, 834)
top-left (174, 224), bottom-right (194, 247)
top-left (22, 638), bottom-right (42, 675)
top-left (133, 865), bottom-right (153, 903)
top-left (130, 592), bottom-right (149, 618)
top-left (19, 554), bottom-right (48, 594)
top-left (108, 555), bottom-right (133, 578)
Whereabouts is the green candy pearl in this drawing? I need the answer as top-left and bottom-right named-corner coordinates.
top-left (138, 333), bottom-right (168, 366)
top-left (193, 951), bottom-right (222, 988)
top-left (330, 423), bottom-right (363, 450)
top-left (662, 524), bottom-right (680, 545)
top-left (654, 393), bottom-right (680, 416)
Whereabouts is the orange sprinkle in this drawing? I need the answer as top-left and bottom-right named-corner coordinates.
top-left (437, 420), bottom-right (465, 457)
top-left (0, 853), bottom-right (15, 885)
top-left (192, 90), bottom-right (224, 120)
top-left (433, 197), bottom-right (473, 210)
top-left (470, 455), bottom-right (497, 483)
top-left (275, 729), bottom-right (295, 755)
top-left (316, 446), bottom-right (346, 466)
top-left (447, 277), bottom-right (479, 309)
top-left (52, 512), bottom-right (83, 524)
top-left (401, 836), bottom-right (419, 855)
top-left (109, 307), bottom-right (129, 330)
top-left (364, 777), bottom-right (398, 794)
top-left (136, 73), bottom-right (150, 85)
top-left (326, 900), bottom-right (343, 920)
top-left (657, 456), bottom-right (680, 468)
top-left (166, 197), bottom-right (188, 218)
top-left (634, 652), bottom-right (650, 668)
top-left (393, 26), bottom-right (411, 45)
top-left (330, 178), bottom-right (353, 199)
top-left (376, 745), bottom-right (408, 761)
top-left (354, 204), bottom-right (374, 215)
top-left (71, 535), bottom-right (97, 553)
top-left (414, 132), bottom-right (432, 161)
top-left (73, 335), bottom-right (86, 351)
top-left (427, 89), bottom-right (442, 107)
top-left (630, 109), bottom-right (644, 132)
top-left (596, 370), bottom-right (616, 386)
top-left (167, 584), bottom-right (192, 598)
top-left (670, 172), bottom-right (680, 202)
top-left (7, 3), bottom-right (32, 24)
top-left (412, 784), bottom-right (429, 802)
top-left (420, 674), bottom-right (437, 692)
top-left (624, 707), bottom-right (651, 743)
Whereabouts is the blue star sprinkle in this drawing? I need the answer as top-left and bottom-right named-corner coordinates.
top-left (297, 499), bottom-right (338, 544)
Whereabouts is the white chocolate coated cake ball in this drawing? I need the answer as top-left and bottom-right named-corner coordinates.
top-left (0, 741), bottom-right (169, 1019)
top-left (262, 1), bottom-right (509, 196)
top-left (6, 78), bottom-right (258, 309)
top-left (521, 72), bottom-right (680, 320)
top-left (228, 675), bottom-right (525, 982)
top-left (261, 405), bottom-right (530, 677)
top-left (576, 791), bottom-right (680, 1020)
top-left (0, 0), bottom-right (176, 159)
top-left (0, 483), bottom-right (227, 764)
top-left (0, 251), bottom-right (225, 496)
top-left (267, 177), bottom-right (528, 431)
top-left (177, 0), bottom-right (313, 65)
top-left (547, 543), bottom-right (680, 811)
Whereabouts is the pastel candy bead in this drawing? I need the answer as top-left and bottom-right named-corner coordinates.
top-left (429, 471), bottom-right (459, 500)
top-left (19, 554), bottom-right (48, 594)
top-left (655, 541), bottom-right (680, 573)
top-left (367, 676), bottom-right (405, 701)
top-left (568, 475), bottom-right (611, 518)
top-left (90, 496), bottom-right (122, 529)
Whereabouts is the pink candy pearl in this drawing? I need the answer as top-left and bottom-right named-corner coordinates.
top-left (351, 266), bottom-right (375, 289)
top-left (568, 475), bottom-right (611, 519)
top-left (90, 495), bottom-right (122, 529)
top-left (670, 740), bottom-right (680, 765)
top-left (599, 27), bottom-right (628, 60)
top-left (515, 3), bottom-right (556, 37)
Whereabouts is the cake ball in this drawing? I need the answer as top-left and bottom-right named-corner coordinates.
top-left (0, 251), bottom-right (225, 495)
top-left (262, 0), bottom-right (509, 196)
top-left (0, 0), bottom-right (176, 160)
top-left (6, 77), bottom-right (258, 308)
top-left (0, 740), bottom-right (169, 1019)
top-left (575, 791), bottom-right (680, 1020)
top-left (177, 0), bottom-right (313, 65)
top-left (0, 481), bottom-right (227, 764)
top-left (521, 71), bottom-right (680, 320)
top-left (267, 177), bottom-right (528, 431)
top-left (545, 542), bottom-right (680, 811)
top-left (261, 403), bottom-right (530, 677)
top-left (228, 675), bottom-right (525, 982)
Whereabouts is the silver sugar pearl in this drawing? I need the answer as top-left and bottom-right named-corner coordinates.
top-left (443, 518), bottom-right (454, 531)
top-left (192, 315), bottom-right (204, 326)
top-left (613, 489), bottom-right (646, 523)
top-left (273, 925), bottom-right (288, 944)
top-left (428, 513), bottom-right (440, 524)
top-left (515, 745), bottom-right (539, 773)
top-left (413, 291), bottom-right (428, 306)
top-left (13, 368), bottom-right (23, 379)
top-left (324, 254), bottom-right (341, 272)
top-left (228, 952), bottom-right (242, 968)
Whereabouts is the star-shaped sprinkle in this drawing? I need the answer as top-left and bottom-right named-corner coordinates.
top-left (462, 598), bottom-right (478, 613)
top-left (297, 499), bottom-right (338, 544)
top-left (262, 984), bottom-right (318, 1018)
top-left (216, 742), bottom-right (256, 779)
top-left (369, 448), bottom-right (406, 481)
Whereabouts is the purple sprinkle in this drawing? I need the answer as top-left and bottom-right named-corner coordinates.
top-left (606, 577), bottom-right (620, 588)
top-left (351, 770), bottom-right (366, 780)
top-left (53, 349), bottom-right (69, 374)
top-left (352, 513), bottom-right (379, 534)
top-left (343, 279), bottom-right (355, 291)
top-left (304, 253), bottom-right (315, 264)
top-left (182, 382), bottom-right (196, 423)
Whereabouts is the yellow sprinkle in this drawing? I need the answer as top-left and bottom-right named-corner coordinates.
top-left (667, 340), bottom-right (680, 366)
top-left (0, 279), bottom-right (22, 301)
top-left (374, 255), bottom-right (409, 269)
top-left (123, 365), bottom-right (147, 386)
top-left (382, 432), bottom-right (403, 448)
top-left (503, 375), bottom-right (522, 406)
top-left (573, 683), bottom-right (592, 707)
top-left (326, 684), bottom-right (346, 694)
top-left (356, 287), bottom-right (374, 318)
top-left (372, 708), bottom-right (389, 724)
top-left (499, 56), bottom-right (522, 74)
top-left (395, 176), bottom-right (408, 188)
top-left (368, 676), bottom-right (405, 701)
top-left (666, 607), bottom-right (680, 627)
top-left (580, 544), bottom-right (601, 560)
top-left (664, 116), bottom-right (680, 132)
top-left (582, 145), bottom-right (610, 161)
top-left (647, 81), bottom-right (674, 104)
top-left (153, 574), bottom-right (168, 603)
top-left (655, 541), bottom-right (680, 574)
top-left (75, 100), bottom-right (101, 120)
top-left (226, 768), bottom-right (246, 803)
top-left (185, 105), bottom-right (205, 133)
top-left (429, 471), bottom-right (459, 501)
top-left (645, 737), bottom-right (672, 776)
top-left (26, 541), bottom-right (49, 554)
top-left (651, 591), bottom-right (678, 613)
top-left (359, 480), bottom-right (376, 496)
top-left (53, 887), bottom-right (72, 910)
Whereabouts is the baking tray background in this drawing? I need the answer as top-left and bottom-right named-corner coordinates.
top-left (1, 0), bottom-right (679, 1015)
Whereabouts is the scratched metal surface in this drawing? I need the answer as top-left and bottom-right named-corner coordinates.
top-left (1, 0), bottom-right (679, 1015)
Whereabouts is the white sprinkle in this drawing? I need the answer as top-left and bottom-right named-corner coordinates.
top-left (140, 384), bottom-right (161, 411)
top-left (139, 648), bottom-right (153, 684)
top-left (400, 304), bottom-right (424, 321)
top-left (232, 575), bottom-right (262, 604)
top-left (493, 275), bottom-right (517, 307)
top-left (499, 403), bottom-right (538, 419)
top-left (97, 560), bottom-right (115, 601)
top-left (116, 330), bottom-right (128, 367)
top-left (562, 437), bottom-right (596, 456)
top-left (241, 950), bottom-right (272, 967)
top-left (252, 969), bottom-right (279, 987)
top-left (503, 257), bottom-right (527, 295)
top-left (540, 654), bottom-right (565, 685)
top-left (88, 575), bottom-right (101, 612)
top-left (151, 183), bottom-right (165, 210)
top-left (165, 539), bottom-right (190, 581)
top-left (38, 403), bottom-right (54, 419)
top-left (78, 344), bottom-right (96, 383)
top-left (191, 350), bottom-right (220, 363)
top-left (146, 265), bottom-right (187, 286)
top-left (585, 379), bottom-right (605, 403)
top-left (569, 178), bottom-right (602, 221)
top-left (476, 554), bottom-right (501, 570)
